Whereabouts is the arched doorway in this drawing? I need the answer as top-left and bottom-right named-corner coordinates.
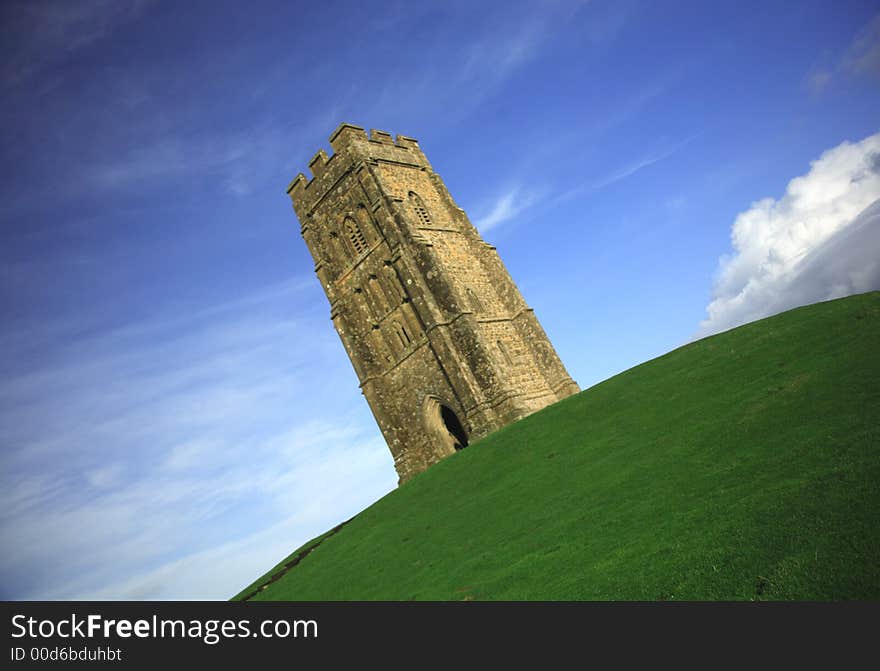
top-left (423, 396), bottom-right (469, 455)
top-left (440, 404), bottom-right (469, 451)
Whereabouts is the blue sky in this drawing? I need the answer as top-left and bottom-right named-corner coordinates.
top-left (1, 0), bottom-right (878, 600)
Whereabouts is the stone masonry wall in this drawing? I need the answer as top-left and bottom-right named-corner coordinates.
top-left (288, 123), bottom-right (580, 484)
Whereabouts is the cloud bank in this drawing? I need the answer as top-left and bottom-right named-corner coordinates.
top-left (698, 132), bottom-right (880, 337)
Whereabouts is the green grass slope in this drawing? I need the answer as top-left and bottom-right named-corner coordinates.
top-left (234, 292), bottom-right (880, 601)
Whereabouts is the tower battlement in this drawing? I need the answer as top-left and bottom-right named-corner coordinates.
top-left (287, 124), bottom-right (430, 218)
top-left (287, 123), bottom-right (580, 484)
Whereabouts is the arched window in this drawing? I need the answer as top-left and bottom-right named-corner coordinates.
top-left (408, 191), bottom-right (432, 226)
top-left (345, 216), bottom-right (368, 256)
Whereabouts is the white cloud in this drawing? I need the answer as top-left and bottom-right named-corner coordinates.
top-left (698, 132), bottom-right (880, 337)
top-left (474, 187), bottom-right (539, 233)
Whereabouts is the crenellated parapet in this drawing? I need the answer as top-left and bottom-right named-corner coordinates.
top-left (287, 123), bottom-right (431, 220)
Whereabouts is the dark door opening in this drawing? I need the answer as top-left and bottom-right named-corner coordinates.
top-left (440, 405), bottom-right (469, 451)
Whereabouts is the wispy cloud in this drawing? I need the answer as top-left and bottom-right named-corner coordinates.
top-left (366, 1), bottom-right (589, 129)
top-left (0, 278), bottom-right (396, 599)
top-left (1, 29), bottom-right (344, 215)
top-left (591, 151), bottom-right (677, 191)
top-left (802, 12), bottom-right (880, 94)
top-left (79, 123), bottom-right (288, 197)
top-left (1, 0), bottom-right (153, 87)
top-left (555, 133), bottom-right (700, 204)
top-left (473, 187), bottom-right (541, 233)
top-left (804, 68), bottom-right (833, 96)
top-left (843, 13), bottom-right (880, 78)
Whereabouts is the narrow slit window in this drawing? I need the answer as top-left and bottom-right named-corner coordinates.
top-left (396, 329), bottom-right (409, 348)
top-left (391, 322), bottom-right (411, 349)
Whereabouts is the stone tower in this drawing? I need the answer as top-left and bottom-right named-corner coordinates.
top-left (287, 124), bottom-right (580, 484)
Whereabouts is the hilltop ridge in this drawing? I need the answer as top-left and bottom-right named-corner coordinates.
top-left (234, 292), bottom-right (880, 601)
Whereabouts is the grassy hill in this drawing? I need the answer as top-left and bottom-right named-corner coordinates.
top-left (233, 292), bottom-right (880, 601)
